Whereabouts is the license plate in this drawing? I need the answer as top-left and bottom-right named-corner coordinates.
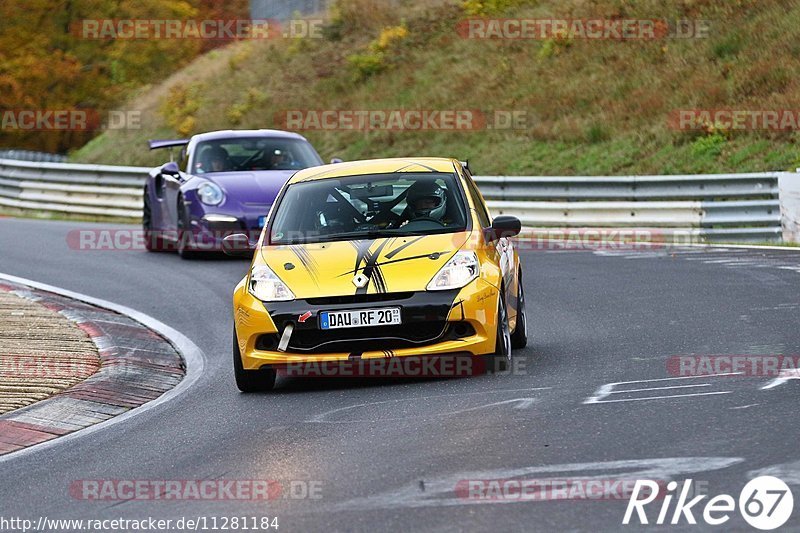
top-left (320, 307), bottom-right (402, 330)
top-left (258, 216), bottom-right (267, 228)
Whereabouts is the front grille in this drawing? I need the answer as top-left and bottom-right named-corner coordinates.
top-left (256, 322), bottom-right (474, 354)
top-left (288, 321), bottom-right (447, 353)
top-left (305, 292), bottom-right (414, 306)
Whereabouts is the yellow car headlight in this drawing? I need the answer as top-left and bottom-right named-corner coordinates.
top-left (248, 265), bottom-right (295, 302)
top-left (427, 251), bottom-right (479, 291)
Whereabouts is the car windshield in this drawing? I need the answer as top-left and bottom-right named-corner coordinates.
top-left (270, 172), bottom-right (468, 244)
top-left (193, 137), bottom-right (322, 174)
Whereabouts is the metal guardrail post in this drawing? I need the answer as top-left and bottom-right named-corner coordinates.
top-left (779, 171), bottom-right (800, 243)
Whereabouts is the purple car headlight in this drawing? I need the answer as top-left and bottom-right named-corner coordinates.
top-left (197, 183), bottom-right (224, 206)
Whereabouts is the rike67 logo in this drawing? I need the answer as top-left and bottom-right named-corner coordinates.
top-left (623, 476), bottom-right (794, 530)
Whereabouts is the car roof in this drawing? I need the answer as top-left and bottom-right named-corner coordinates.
top-left (191, 129), bottom-right (307, 142)
top-left (288, 158), bottom-right (460, 184)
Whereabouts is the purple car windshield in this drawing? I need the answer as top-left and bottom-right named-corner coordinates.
top-left (193, 138), bottom-right (322, 174)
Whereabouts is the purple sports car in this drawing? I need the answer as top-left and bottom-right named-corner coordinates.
top-left (143, 130), bottom-right (326, 258)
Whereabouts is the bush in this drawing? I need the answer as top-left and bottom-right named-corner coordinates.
top-left (691, 132), bottom-right (726, 158)
top-left (160, 84), bottom-right (203, 137)
top-left (347, 25), bottom-right (409, 81)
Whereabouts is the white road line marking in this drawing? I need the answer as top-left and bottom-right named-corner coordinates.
top-left (308, 388), bottom-right (550, 423)
top-left (761, 369), bottom-right (800, 390)
top-left (584, 373), bottom-right (741, 404)
top-left (749, 460), bottom-right (800, 485)
top-left (447, 398), bottom-right (539, 414)
top-left (610, 383), bottom-right (710, 394)
top-left (323, 457), bottom-right (745, 511)
top-left (588, 391), bottom-right (732, 404)
top-left (400, 387), bottom-right (552, 401)
top-left (513, 398), bottom-right (537, 409)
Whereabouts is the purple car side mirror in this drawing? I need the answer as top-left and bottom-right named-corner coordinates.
top-left (160, 161), bottom-right (180, 177)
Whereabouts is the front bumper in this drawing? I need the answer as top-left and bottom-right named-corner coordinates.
top-left (234, 278), bottom-right (500, 369)
top-left (183, 203), bottom-right (270, 251)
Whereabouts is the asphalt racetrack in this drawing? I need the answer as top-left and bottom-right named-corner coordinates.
top-left (1, 218), bottom-right (799, 532)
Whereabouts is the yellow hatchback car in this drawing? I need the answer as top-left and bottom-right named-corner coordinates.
top-left (225, 158), bottom-right (527, 391)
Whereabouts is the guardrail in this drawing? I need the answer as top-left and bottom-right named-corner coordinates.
top-left (475, 173), bottom-right (788, 243)
top-left (0, 159), bottom-right (145, 218)
top-left (0, 157), bottom-right (796, 243)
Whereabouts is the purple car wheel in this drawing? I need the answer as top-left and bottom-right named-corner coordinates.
top-left (143, 191), bottom-right (166, 252)
top-left (176, 197), bottom-right (200, 260)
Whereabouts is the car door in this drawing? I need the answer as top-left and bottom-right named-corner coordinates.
top-left (161, 147), bottom-right (193, 234)
top-left (162, 171), bottom-right (183, 233)
top-left (462, 168), bottom-right (517, 313)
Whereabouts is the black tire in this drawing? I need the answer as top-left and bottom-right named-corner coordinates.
top-left (176, 197), bottom-right (200, 260)
top-left (487, 289), bottom-right (512, 373)
top-left (233, 328), bottom-right (276, 392)
top-left (143, 190), bottom-right (165, 252)
top-left (510, 269), bottom-right (528, 349)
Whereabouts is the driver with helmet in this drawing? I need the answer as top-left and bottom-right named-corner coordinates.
top-left (267, 149), bottom-right (295, 170)
top-left (400, 180), bottom-right (450, 226)
top-left (198, 146), bottom-right (230, 173)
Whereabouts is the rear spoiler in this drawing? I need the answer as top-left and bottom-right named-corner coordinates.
top-left (148, 139), bottom-right (189, 150)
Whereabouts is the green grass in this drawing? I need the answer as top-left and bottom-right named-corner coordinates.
top-left (71, 0), bottom-right (800, 176)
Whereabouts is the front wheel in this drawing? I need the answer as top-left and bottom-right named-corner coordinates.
top-left (143, 190), bottom-right (165, 252)
top-left (177, 197), bottom-right (200, 260)
top-left (511, 269), bottom-right (528, 349)
top-left (487, 289), bottom-right (512, 373)
top-left (233, 328), bottom-right (276, 392)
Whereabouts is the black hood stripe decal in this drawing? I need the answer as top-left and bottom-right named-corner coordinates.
top-left (371, 260), bottom-right (388, 293)
top-left (336, 250), bottom-right (451, 278)
top-left (356, 239), bottom-right (392, 294)
top-left (351, 240), bottom-right (372, 275)
top-left (384, 235), bottom-right (426, 260)
top-left (394, 162), bottom-right (438, 173)
top-left (291, 246), bottom-right (320, 286)
top-left (377, 251), bottom-right (450, 268)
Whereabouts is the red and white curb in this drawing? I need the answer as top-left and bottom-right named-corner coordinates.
top-left (0, 273), bottom-right (204, 461)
